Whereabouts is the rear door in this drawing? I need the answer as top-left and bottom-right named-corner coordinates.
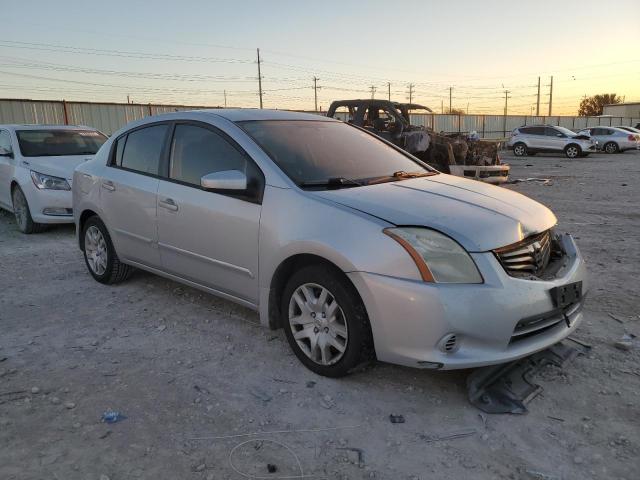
top-left (101, 123), bottom-right (169, 268)
top-left (156, 122), bottom-right (264, 304)
top-left (521, 126), bottom-right (546, 149)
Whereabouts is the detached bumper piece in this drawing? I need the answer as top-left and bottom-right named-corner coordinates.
top-left (466, 342), bottom-right (587, 414)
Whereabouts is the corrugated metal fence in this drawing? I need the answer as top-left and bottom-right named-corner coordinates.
top-left (1, 98), bottom-right (639, 138)
top-left (0, 99), bottom-right (212, 135)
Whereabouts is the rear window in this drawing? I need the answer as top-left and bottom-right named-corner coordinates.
top-left (16, 129), bottom-right (107, 157)
top-left (119, 124), bottom-right (168, 175)
top-left (519, 127), bottom-right (545, 135)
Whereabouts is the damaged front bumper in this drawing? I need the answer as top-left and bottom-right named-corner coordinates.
top-left (347, 233), bottom-right (587, 370)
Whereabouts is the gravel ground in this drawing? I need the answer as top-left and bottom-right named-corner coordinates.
top-left (1, 150), bottom-right (639, 480)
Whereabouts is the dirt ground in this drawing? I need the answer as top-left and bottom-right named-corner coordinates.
top-left (1, 150), bottom-right (639, 480)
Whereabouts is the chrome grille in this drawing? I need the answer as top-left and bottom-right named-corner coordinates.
top-left (494, 230), bottom-right (551, 277)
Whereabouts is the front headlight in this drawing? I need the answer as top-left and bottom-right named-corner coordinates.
top-left (384, 227), bottom-right (483, 283)
top-left (30, 171), bottom-right (71, 190)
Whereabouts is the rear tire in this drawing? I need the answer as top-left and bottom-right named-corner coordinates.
top-left (603, 142), bottom-right (618, 154)
top-left (82, 215), bottom-right (132, 284)
top-left (11, 186), bottom-right (46, 234)
top-left (513, 143), bottom-right (528, 156)
top-left (564, 144), bottom-right (581, 159)
top-left (281, 264), bottom-right (374, 377)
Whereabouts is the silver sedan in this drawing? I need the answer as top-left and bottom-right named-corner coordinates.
top-left (73, 109), bottom-right (587, 377)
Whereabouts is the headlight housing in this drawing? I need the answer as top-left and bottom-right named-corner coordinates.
top-left (30, 171), bottom-right (71, 190)
top-left (384, 227), bottom-right (483, 283)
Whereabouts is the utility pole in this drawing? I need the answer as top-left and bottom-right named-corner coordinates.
top-left (387, 82), bottom-right (391, 101)
top-left (127, 94), bottom-right (130, 104)
top-left (313, 77), bottom-right (320, 112)
top-left (407, 83), bottom-right (415, 104)
top-left (257, 48), bottom-right (263, 109)
top-left (504, 90), bottom-right (510, 116)
top-left (224, 90), bottom-right (227, 108)
top-left (548, 75), bottom-right (553, 116)
top-left (369, 85), bottom-right (377, 99)
top-left (449, 86), bottom-right (453, 113)
top-left (536, 76), bottom-right (540, 116)
top-left (503, 90), bottom-right (511, 137)
top-left (441, 99), bottom-right (444, 114)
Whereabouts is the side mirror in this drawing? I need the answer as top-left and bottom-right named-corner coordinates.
top-left (200, 170), bottom-right (247, 191)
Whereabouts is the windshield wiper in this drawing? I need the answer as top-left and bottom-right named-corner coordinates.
top-left (299, 177), bottom-right (364, 189)
top-left (365, 170), bottom-right (437, 185)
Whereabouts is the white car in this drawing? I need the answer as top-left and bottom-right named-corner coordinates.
top-left (0, 125), bottom-right (107, 233)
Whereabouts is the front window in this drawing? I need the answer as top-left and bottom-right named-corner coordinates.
top-left (239, 120), bottom-right (434, 188)
top-left (16, 129), bottom-right (107, 157)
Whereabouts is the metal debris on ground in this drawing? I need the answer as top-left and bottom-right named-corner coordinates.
top-left (101, 410), bottom-right (126, 424)
top-left (389, 414), bottom-right (405, 424)
top-left (608, 312), bottom-right (625, 324)
top-left (305, 381), bottom-right (316, 388)
top-left (467, 342), bottom-right (584, 414)
top-left (419, 428), bottom-right (477, 443)
top-left (507, 177), bottom-right (552, 185)
top-left (336, 447), bottom-right (365, 468)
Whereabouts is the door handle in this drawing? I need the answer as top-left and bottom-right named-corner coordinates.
top-left (101, 180), bottom-right (115, 191)
top-left (159, 198), bottom-right (178, 211)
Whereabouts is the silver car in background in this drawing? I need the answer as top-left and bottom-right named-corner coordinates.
top-left (73, 110), bottom-right (587, 377)
top-left (577, 126), bottom-right (640, 153)
top-left (507, 125), bottom-right (597, 158)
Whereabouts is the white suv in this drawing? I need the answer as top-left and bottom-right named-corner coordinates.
top-left (507, 125), bottom-right (597, 158)
top-left (0, 125), bottom-right (107, 233)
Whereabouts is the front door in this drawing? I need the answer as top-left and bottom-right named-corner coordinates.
top-left (101, 123), bottom-right (169, 267)
top-left (156, 123), bottom-right (263, 304)
top-left (0, 129), bottom-right (15, 209)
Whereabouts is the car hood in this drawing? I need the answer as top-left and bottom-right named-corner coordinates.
top-left (312, 173), bottom-right (557, 252)
top-left (20, 155), bottom-right (93, 180)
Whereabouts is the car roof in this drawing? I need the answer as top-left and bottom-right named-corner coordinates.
top-left (197, 108), bottom-right (336, 123)
top-left (0, 124), bottom-right (97, 131)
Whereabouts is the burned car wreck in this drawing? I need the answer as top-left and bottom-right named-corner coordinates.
top-left (327, 99), bottom-right (510, 184)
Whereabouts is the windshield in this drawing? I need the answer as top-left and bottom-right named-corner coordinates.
top-left (239, 120), bottom-right (433, 187)
top-left (16, 129), bottom-right (107, 157)
top-left (555, 126), bottom-right (578, 137)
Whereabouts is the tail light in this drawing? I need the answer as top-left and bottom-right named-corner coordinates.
top-left (629, 134), bottom-right (638, 141)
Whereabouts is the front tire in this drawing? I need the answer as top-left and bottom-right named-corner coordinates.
top-left (565, 144), bottom-right (581, 158)
top-left (281, 264), bottom-right (374, 377)
top-left (11, 186), bottom-right (46, 234)
top-left (513, 143), bottom-right (528, 156)
top-left (82, 216), bottom-right (132, 284)
top-left (603, 142), bottom-right (618, 154)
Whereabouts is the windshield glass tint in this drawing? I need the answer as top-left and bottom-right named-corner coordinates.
top-left (555, 126), bottom-right (577, 137)
top-left (16, 130), bottom-right (107, 157)
top-left (239, 120), bottom-right (431, 185)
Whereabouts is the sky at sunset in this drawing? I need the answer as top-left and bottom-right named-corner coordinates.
top-left (2, 0), bottom-right (639, 115)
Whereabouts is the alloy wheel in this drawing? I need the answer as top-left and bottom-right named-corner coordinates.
top-left (566, 146), bottom-right (579, 158)
top-left (288, 283), bottom-right (348, 366)
top-left (514, 145), bottom-right (526, 156)
top-left (85, 225), bottom-right (108, 275)
top-left (604, 143), bottom-right (617, 154)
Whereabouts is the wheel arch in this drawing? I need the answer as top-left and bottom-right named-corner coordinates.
top-left (77, 209), bottom-right (99, 250)
top-left (266, 253), bottom-right (365, 331)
